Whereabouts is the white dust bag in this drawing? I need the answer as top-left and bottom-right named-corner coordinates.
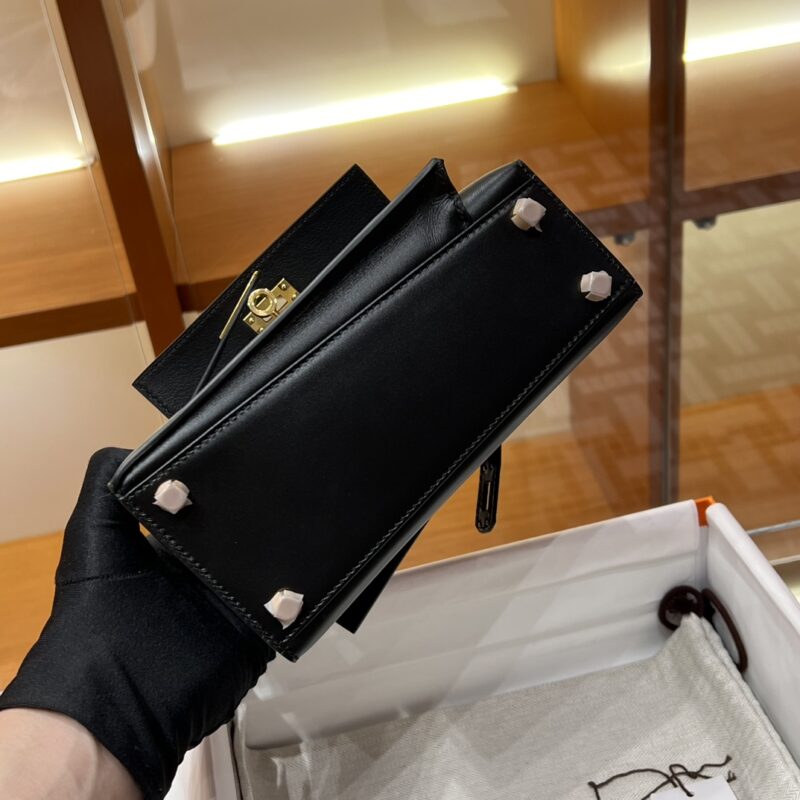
top-left (235, 614), bottom-right (800, 800)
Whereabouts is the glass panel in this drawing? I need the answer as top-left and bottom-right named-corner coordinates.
top-left (679, 202), bottom-right (800, 529)
top-left (681, 0), bottom-right (800, 577)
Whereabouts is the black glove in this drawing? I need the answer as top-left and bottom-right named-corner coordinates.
top-left (0, 448), bottom-right (273, 799)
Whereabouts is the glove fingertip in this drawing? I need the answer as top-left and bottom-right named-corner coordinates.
top-left (58, 447), bottom-right (152, 584)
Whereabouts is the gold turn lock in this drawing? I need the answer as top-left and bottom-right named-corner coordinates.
top-left (243, 278), bottom-right (298, 334)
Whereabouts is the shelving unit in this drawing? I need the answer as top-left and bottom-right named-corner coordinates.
top-left (0, 165), bottom-right (137, 347)
top-left (171, 80), bottom-right (648, 298)
top-left (0, 76), bottom-right (651, 344)
top-left (6, 4), bottom-right (799, 360)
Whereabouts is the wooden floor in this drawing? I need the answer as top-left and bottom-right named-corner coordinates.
top-left (2, 385), bottom-right (799, 687)
top-left (0, 533), bottom-right (61, 688)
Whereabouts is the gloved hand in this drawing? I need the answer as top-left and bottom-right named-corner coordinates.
top-left (0, 448), bottom-right (273, 799)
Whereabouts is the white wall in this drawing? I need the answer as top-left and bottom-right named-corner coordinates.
top-left (0, 323), bottom-right (163, 542)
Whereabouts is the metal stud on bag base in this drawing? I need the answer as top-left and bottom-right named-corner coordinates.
top-left (580, 270), bottom-right (613, 302)
top-left (153, 480), bottom-right (192, 514)
top-left (265, 589), bottom-right (304, 628)
top-left (510, 197), bottom-right (546, 231)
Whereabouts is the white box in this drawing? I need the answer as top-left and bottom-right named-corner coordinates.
top-left (166, 500), bottom-right (800, 800)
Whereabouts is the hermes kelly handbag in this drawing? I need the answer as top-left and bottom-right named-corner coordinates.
top-left (108, 158), bottom-right (642, 661)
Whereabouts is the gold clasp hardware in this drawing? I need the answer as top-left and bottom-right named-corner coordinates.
top-left (243, 278), bottom-right (298, 334)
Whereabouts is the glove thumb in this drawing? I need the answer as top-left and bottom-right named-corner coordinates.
top-left (57, 447), bottom-right (157, 584)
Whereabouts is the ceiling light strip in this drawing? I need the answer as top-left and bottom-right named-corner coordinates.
top-left (0, 155), bottom-right (93, 185)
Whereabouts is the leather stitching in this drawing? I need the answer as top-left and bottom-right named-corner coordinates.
top-left (135, 166), bottom-right (382, 414)
top-left (124, 168), bottom-right (636, 655)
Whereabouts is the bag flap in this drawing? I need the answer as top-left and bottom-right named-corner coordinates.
top-left (134, 165), bottom-right (388, 417)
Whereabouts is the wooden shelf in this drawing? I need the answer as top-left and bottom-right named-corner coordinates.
top-left (0, 165), bottom-right (132, 319)
top-left (0, 164), bottom-right (139, 346)
top-left (0, 78), bottom-right (652, 343)
top-left (6, 49), bottom-right (800, 346)
top-left (685, 44), bottom-right (800, 192)
top-left (171, 80), bottom-right (649, 293)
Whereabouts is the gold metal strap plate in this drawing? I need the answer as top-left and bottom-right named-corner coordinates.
top-left (242, 278), bottom-right (298, 334)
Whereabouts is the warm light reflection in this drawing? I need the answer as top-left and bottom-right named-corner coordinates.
top-left (213, 78), bottom-right (516, 145)
top-left (0, 155), bottom-right (92, 184)
top-left (684, 21), bottom-right (800, 62)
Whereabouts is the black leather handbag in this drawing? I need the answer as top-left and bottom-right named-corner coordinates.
top-left (109, 158), bottom-right (642, 660)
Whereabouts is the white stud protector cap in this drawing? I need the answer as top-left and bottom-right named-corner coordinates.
top-left (265, 589), bottom-right (304, 629)
top-left (511, 197), bottom-right (546, 231)
top-left (153, 480), bottom-right (192, 514)
top-left (580, 270), bottom-right (613, 302)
